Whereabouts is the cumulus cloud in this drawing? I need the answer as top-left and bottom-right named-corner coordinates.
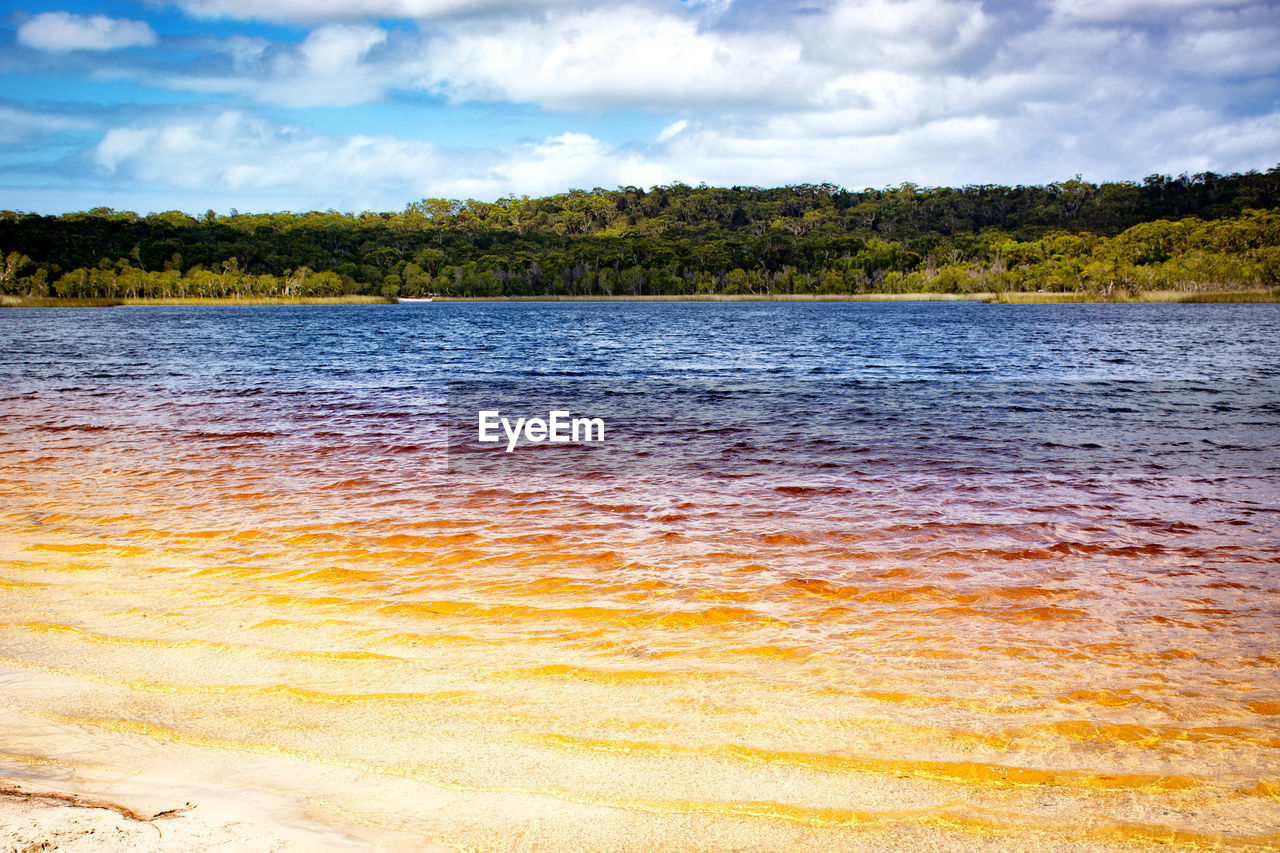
top-left (271, 23), bottom-right (389, 103)
top-left (157, 5), bottom-right (810, 110)
top-left (216, 34), bottom-right (269, 68)
top-left (411, 6), bottom-right (805, 109)
top-left (495, 132), bottom-right (668, 195)
top-left (1046, 0), bottom-right (1250, 24)
top-left (7, 0), bottom-right (1279, 214)
top-left (0, 104), bottom-right (95, 143)
top-left (17, 12), bottom-right (158, 52)
top-left (656, 119), bottom-right (688, 143)
top-left (800, 0), bottom-right (991, 69)
top-left (168, 0), bottom-right (554, 22)
top-left (169, 24), bottom-right (391, 106)
top-left (157, 2), bottom-right (987, 112)
top-left (95, 112), bottom-right (438, 195)
top-left (83, 94), bottom-right (1280, 215)
top-left (658, 114), bottom-right (1008, 189)
top-left (1166, 5), bottom-right (1280, 77)
top-left (136, 0), bottom-right (1280, 144)
top-left (90, 112), bottom-right (667, 210)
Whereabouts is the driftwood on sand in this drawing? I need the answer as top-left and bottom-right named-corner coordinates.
top-left (0, 782), bottom-right (192, 834)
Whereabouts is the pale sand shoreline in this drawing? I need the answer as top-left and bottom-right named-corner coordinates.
top-left (0, 676), bottom-right (450, 853)
top-left (0, 782), bottom-right (327, 852)
top-left (0, 675), bottom-right (399, 853)
top-left (0, 779), bottom-right (385, 852)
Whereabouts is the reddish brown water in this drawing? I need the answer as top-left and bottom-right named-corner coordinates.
top-left (1, 303), bottom-right (1278, 850)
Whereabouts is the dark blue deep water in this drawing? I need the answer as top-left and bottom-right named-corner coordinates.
top-left (3, 302), bottom-right (1278, 481)
top-left (4, 301), bottom-right (1279, 386)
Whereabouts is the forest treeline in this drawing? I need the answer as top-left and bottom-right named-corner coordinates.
top-left (2, 168), bottom-right (1278, 299)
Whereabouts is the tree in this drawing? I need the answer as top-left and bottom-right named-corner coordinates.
top-left (1, 252), bottom-right (30, 293)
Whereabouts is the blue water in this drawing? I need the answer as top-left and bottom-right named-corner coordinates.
top-left (4, 302), bottom-right (1279, 386)
top-left (3, 301), bottom-right (1277, 483)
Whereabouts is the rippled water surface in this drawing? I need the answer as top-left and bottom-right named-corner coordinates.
top-left (1, 302), bottom-right (1279, 851)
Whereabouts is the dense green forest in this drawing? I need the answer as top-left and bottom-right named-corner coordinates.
top-left (2, 168), bottom-right (1278, 299)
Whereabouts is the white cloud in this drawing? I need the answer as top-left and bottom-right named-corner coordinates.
top-left (801, 69), bottom-right (1034, 135)
top-left (8, 0), bottom-right (1280, 214)
top-left (412, 6), bottom-right (806, 110)
top-left (656, 119), bottom-right (688, 143)
top-left (494, 132), bottom-right (667, 196)
top-left (89, 112), bottom-right (668, 210)
top-left (82, 95), bottom-right (1280, 216)
top-left (158, 6), bottom-right (809, 110)
top-left (1167, 111), bottom-right (1280, 174)
top-left (145, 0), bottom-right (1280, 123)
top-left (17, 12), bottom-right (158, 52)
top-left (802, 0), bottom-right (990, 69)
top-left (657, 114), bottom-right (1008, 189)
top-left (168, 0), bottom-right (554, 23)
top-left (95, 112), bottom-right (439, 200)
top-left (0, 105), bottom-right (95, 143)
top-left (216, 34), bottom-right (269, 69)
top-left (168, 24), bottom-right (391, 107)
top-left (656, 99), bottom-right (1280, 190)
top-left (270, 24), bottom-right (388, 104)
top-left (1167, 6), bottom-right (1280, 77)
top-left (1047, 0), bottom-right (1249, 24)
top-left (293, 22), bottom-right (387, 70)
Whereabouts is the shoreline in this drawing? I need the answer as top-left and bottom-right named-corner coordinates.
top-left (428, 289), bottom-right (1280, 303)
top-left (0, 776), bottom-right (384, 852)
top-left (0, 679), bottom-right (408, 853)
top-left (1, 289), bottom-right (1278, 307)
top-left (0, 295), bottom-right (393, 307)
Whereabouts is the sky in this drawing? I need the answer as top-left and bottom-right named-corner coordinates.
top-left (1, 0), bottom-right (1278, 214)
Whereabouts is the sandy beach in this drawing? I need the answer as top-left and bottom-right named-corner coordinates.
top-left (0, 718), bottom-right (386, 853)
top-left (0, 684), bottom-right (431, 852)
top-left (0, 780), bottom-right (358, 853)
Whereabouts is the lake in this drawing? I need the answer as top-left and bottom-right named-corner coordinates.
top-left (1, 302), bottom-right (1278, 851)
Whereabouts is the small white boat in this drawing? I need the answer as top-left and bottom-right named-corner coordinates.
top-left (397, 297), bottom-right (434, 303)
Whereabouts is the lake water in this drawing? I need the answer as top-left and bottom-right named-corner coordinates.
top-left (1, 302), bottom-right (1279, 851)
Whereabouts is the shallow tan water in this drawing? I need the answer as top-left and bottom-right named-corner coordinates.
top-left (2, 414), bottom-right (1279, 850)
